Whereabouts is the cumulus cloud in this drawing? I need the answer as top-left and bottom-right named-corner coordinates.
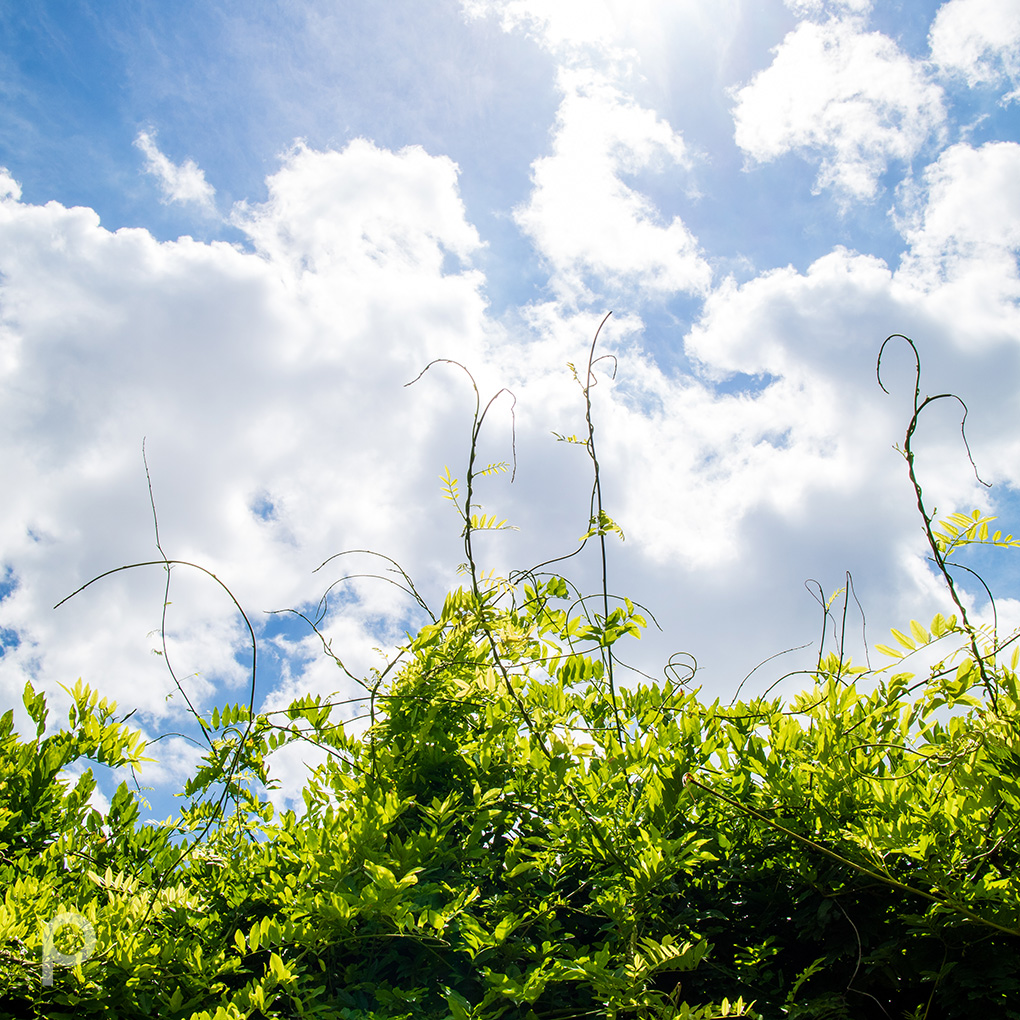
top-left (4, 121), bottom-right (1020, 802)
top-left (894, 141), bottom-right (1020, 348)
top-left (452, 0), bottom-right (1019, 700)
top-left (513, 68), bottom-right (710, 304)
top-left (898, 141), bottom-right (1020, 272)
top-left (0, 169), bottom-right (21, 201)
top-left (233, 139), bottom-right (481, 282)
top-left (134, 130), bottom-right (217, 212)
top-left (929, 0), bottom-right (1020, 100)
top-left (605, 250), bottom-right (910, 566)
top-left (732, 15), bottom-right (945, 202)
top-left (587, 244), bottom-right (1019, 696)
top-left (464, 1), bottom-right (710, 305)
top-left (0, 142), bottom-right (490, 742)
top-left (507, 243), bottom-right (1020, 698)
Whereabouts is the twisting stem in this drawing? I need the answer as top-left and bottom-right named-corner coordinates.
top-left (581, 312), bottom-right (624, 747)
top-left (876, 334), bottom-right (997, 709)
top-left (142, 440), bottom-right (211, 741)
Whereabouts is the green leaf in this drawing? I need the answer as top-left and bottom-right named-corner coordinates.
top-left (891, 627), bottom-right (916, 651)
top-left (875, 643), bottom-right (903, 659)
top-left (580, 509), bottom-right (625, 542)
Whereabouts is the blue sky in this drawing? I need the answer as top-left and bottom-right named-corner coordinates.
top-left (2, 0), bottom-right (1020, 818)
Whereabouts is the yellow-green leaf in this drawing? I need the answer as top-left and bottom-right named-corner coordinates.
top-left (891, 628), bottom-right (916, 651)
top-left (909, 620), bottom-right (929, 644)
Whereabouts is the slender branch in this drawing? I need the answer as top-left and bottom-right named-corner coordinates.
top-left (877, 334), bottom-right (998, 709)
top-left (581, 312), bottom-right (624, 747)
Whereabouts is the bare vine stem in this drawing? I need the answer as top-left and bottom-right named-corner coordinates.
top-left (877, 334), bottom-right (997, 709)
top-left (142, 441), bottom-right (211, 742)
top-left (580, 311), bottom-right (624, 747)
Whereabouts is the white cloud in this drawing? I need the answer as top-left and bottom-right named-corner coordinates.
top-left (929, 0), bottom-right (1020, 99)
top-left (609, 250), bottom-right (912, 566)
top-left (894, 141), bottom-right (1020, 346)
top-left (582, 239), bottom-right (1020, 693)
top-left (0, 143), bottom-right (491, 742)
top-left (462, 2), bottom-right (712, 305)
top-left (460, 0), bottom-right (710, 61)
top-left (0, 169), bottom-right (21, 201)
top-left (455, 0), bottom-right (1019, 701)
top-left (461, 0), bottom-right (621, 54)
top-left (233, 139), bottom-right (482, 283)
top-left (134, 130), bottom-right (217, 212)
top-left (784, 0), bottom-right (872, 17)
top-left (489, 241), bottom-right (1020, 699)
top-left (898, 141), bottom-right (1020, 271)
top-left (4, 125), bottom-right (1020, 807)
top-left (732, 15), bottom-right (945, 201)
top-left (513, 67), bottom-right (710, 304)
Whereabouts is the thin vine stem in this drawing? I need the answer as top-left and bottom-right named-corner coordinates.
top-left (877, 333), bottom-right (997, 709)
top-left (581, 311), bottom-right (624, 747)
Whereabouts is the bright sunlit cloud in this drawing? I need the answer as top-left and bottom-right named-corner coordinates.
top-left (929, 0), bottom-right (1020, 97)
top-left (513, 67), bottom-right (710, 304)
top-left (732, 10), bottom-right (945, 202)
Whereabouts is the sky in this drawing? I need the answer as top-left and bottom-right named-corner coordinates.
top-left (2, 0), bottom-right (1020, 818)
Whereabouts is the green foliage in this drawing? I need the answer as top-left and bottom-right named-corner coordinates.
top-left (580, 510), bottom-right (625, 544)
top-left (7, 558), bottom-right (1020, 1018)
top-left (3, 338), bottom-right (1020, 1018)
top-left (931, 508), bottom-right (1020, 557)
